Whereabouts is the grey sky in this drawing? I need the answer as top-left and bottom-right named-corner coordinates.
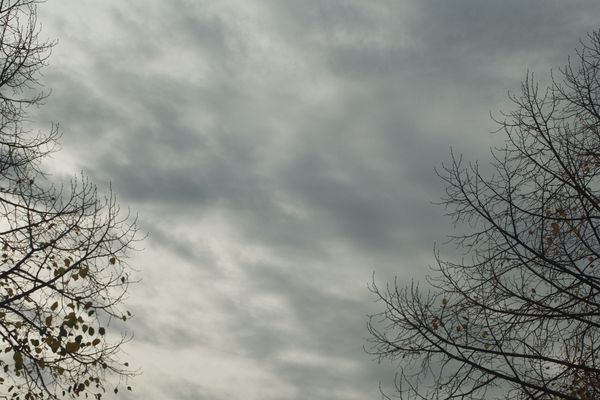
top-left (31, 1), bottom-right (600, 399)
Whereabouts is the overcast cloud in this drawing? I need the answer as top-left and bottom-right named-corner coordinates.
top-left (30, 1), bottom-right (600, 399)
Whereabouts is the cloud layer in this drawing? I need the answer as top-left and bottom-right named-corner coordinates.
top-left (33, 1), bottom-right (600, 399)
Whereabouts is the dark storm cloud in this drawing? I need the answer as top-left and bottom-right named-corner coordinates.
top-left (64, 58), bottom-right (447, 257)
top-left (266, 0), bottom-right (600, 80)
top-left (36, 1), bottom-right (600, 399)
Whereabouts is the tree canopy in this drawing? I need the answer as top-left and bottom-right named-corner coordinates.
top-left (368, 31), bottom-right (600, 400)
top-left (0, 1), bottom-right (139, 399)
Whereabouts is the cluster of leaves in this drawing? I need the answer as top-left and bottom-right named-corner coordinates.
top-left (0, 1), bottom-right (139, 399)
top-left (368, 31), bottom-right (600, 400)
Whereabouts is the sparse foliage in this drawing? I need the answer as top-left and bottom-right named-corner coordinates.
top-left (0, 1), bottom-right (139, 399)
top-left (368, 31), bottom-right (600, 400)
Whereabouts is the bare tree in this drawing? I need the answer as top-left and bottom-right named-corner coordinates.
top-left (0, 1), bottom-right (139, 399)
top-left (368, 31), bottom-right (600, 400)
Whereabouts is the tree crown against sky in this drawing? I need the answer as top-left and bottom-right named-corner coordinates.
top-left (0, 1), bottom-right (139, 399)
top-left (368, 30), bottom-right (600, 400)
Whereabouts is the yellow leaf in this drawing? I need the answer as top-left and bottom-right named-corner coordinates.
top-left (13, 352), bottom-right (23, 371)
top-left (551, 222), bottom-right (559, 237)
top-left (65, 342), bottom-right (80, 353)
